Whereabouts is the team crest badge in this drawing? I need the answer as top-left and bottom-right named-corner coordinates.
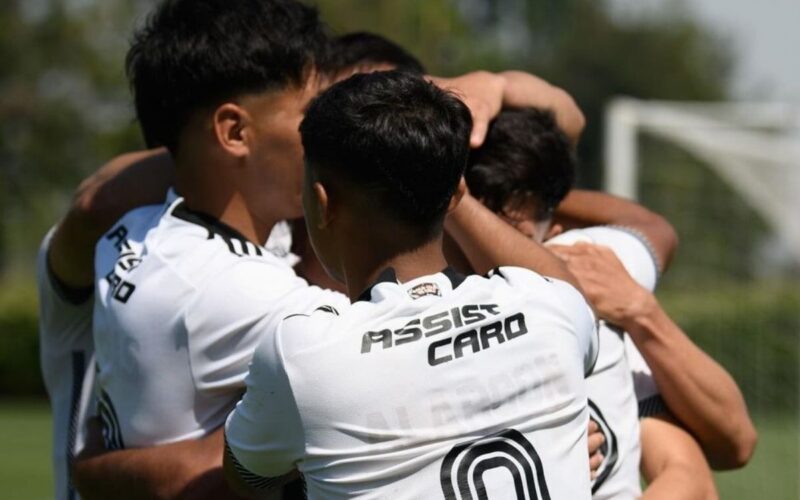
top-left (408, 282), bottom-right (441, 299)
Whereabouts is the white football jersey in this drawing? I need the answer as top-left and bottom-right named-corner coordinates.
top-left (226, 266), bottom-right (598, 500)
top-left (547, 226), bottom-right (660, 500)
top-left (625, 336), bottom-right (667, 418)
top-left (37, 228), bottom-right (96, 500)
top-left (93, 191), bottom-right (347, 448)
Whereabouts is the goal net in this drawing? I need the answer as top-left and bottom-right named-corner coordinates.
top-left (603, 98), bottom-right (799, 498)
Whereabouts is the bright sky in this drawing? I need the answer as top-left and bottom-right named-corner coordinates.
top-left (609, 0), bottom-right (800, 102)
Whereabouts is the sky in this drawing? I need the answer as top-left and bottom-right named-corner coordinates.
top-left (609, 0), bottom-right (800, 102)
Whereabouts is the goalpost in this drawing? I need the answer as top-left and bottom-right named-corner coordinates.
top-left (603, 98), bottom-right (800, 264)
top-left (603, 98), bottom-right (800, 496)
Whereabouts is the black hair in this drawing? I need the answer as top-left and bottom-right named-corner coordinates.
top-left (300, 71), bottom-right (471, 239)
top-left (126, 0), bottom-right (331, 152)
top-left (331, 32), bottom-right (426, 75)
top-left (466, 108), bottom-right (576, 220)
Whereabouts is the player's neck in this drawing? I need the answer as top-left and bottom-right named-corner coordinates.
top-left (173, 154), bottom-right (274, 245)
top-left (343, 237), bottom-right (449, 301)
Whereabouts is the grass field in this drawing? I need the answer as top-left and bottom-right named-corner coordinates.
top-left (0, 400), bottom-right (797, 499)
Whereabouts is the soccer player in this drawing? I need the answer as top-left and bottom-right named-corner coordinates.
top-left (462, 107), bottom-right (755, 496)
top-left (224, 69), bottom-right (598, 500)
top-left (72, 2), bottom-right (593, 498)
top-left (37, 150), bottom-right (172, 500)
top-left (74, 1), bottom-right (342, 497)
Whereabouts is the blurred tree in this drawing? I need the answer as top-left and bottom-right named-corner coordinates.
top-left (0, 0), bottom-right (733, 274)
top-left (0, 0), bottom-right (144, 277)
top-left (316, 0), bottom-right (733, 187)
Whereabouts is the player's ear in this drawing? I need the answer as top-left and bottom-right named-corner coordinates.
top-left (545, 223), bottom-right (564, 240)
top-left (447, 177), bottom-right (467, 213)
top-left (312, 181), bottom-right (335, 229)
top-left (213, 103), bottom-right (250, 158)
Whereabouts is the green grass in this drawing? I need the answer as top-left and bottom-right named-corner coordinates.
top-left (715, 413), bottom-right (799, 500)
top-left (0, 400), bottom-right (54, 500)
top-left (0, 401), bottom-right (796, 499)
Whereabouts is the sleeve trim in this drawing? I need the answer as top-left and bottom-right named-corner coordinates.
top-left (585, 321), bottom-right (600, 377)
top-left (45, 251), bottom-right (93, 305)
top-left (225, 441), bottom-right (288, 491)
top-left (603, 225), bottom-right (662, 280)
top-left (638, 394), bottom-right (669, 419)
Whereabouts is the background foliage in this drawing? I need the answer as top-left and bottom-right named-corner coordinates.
top-left (0, 0), bottom-right (797, 498)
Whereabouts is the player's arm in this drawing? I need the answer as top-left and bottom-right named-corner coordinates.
top-left (497, 70), bottom-right (585, 143)
top-left (73, 421), bottom-right (241, 500)
top-left (222, 438), bottom-right (299, 499)
top-left (428, 70), bottom-right (584, 147)
top-left (445, 190), bottom-right (580, 289)
top-left (553, 189), bottom-right (679, 273)
top-left (554, 244), bottom-right (757, 469)
top-left (640, 414), bottom-right (719, 500)
top-left (223, 318), bottom-right (306, 499)
top-left (48, 148), bottom-right (173, 290)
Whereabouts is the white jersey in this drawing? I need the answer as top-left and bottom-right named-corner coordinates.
top-left (625, 336), bottom-right (667, 418)
top-left (547, 226), bottom-right (660, 500)
top-left (92, 191), bottom-right (347, 449)
top-left (37, 228), bottom-right (96, 500)
top-left (226, 266), bottom-right (599, 500)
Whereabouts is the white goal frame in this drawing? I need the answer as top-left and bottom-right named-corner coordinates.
top-left (603, 98), bottom-right (800, 264)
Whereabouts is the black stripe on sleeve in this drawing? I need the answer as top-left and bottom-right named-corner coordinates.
top-left (639, 394), bottom-right (669, 418)
top-left (225, 441), bottom-right (288, 492)
top-left (66, 351), bottom-right (87, 500)
top-left (604, 225), bottom-right (662, 279)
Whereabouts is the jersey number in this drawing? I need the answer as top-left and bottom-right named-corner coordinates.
top-left (440, 428), bottom-right (550, 500)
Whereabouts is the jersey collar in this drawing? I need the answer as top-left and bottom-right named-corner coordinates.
top-left (171, 201), bottom-right (255, 244)
top-left (355, 266), bottom-right (466, 303)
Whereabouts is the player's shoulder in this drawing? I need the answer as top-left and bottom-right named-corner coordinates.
top-left (157, 201), bottom-right (295, 284)
top-left (548, 226), bottom-right (658, 291)
top-left (98, 203), bottom-right (166, 250)
top-left (489, 266), bottom-right (595, 324)
top-left (486, 265), bottom-right (577, 299)
top-left (264, 303), bottom-right (345, 358)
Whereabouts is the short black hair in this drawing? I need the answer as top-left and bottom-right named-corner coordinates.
top-left (300, 71), bottom-right (471, 239)
top-left (331, 32), bottom-right (426, 75)
top-left (127, 0), bottom-right (331, 152)
top-left (466, 108), bottom-right (576, 220)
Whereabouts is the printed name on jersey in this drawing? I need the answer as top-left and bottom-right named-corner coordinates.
top-left (361, 304), bottom-right (530, 367)
top-left (104, 225), bottom-right (138, 304)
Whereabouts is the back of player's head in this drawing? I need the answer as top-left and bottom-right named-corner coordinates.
top-left (331, 32), bottom-right (426, 75)
top-left (127, 0), bottom-right (330, 153)
top-left (466, 107), bottom-right (575, 221)
top-left (300, 71), bottom-right (471, 240)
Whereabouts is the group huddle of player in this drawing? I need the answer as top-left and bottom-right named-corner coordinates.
top-left (37, 0), bottom-right (759, 499)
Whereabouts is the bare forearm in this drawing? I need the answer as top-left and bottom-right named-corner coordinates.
top-left (640, 416), bottom-right (718, 500)
top-left (642, 465), bottom-right (716, 500)
top-left (445, 193), bottom-right (579, 288)
top-left (555, 189), bottom-right (678, 272)
top-left (625, 299), bottom-right (757, 469)
top-left (74, 430), bottom-right (239, 500)
top-left (49, 148), bottom-right (173, 289)
top-left (74, 450), bottom-right (186, 500)
top-left (499, 70), bottom-right (585, 143)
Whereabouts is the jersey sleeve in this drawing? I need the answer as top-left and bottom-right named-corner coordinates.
top-left (623, 335), bottom-right (668, 418)
top-left (184, 259), bottom-right (348, 394)
top-left (36, 227), bottom-right (95, 373)
top-left (547, 226), bottom-right (659, 292)
top-left (497, 266), bottom-right (599, 375)
top-left (224, 316), bottom-right (305, 478)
